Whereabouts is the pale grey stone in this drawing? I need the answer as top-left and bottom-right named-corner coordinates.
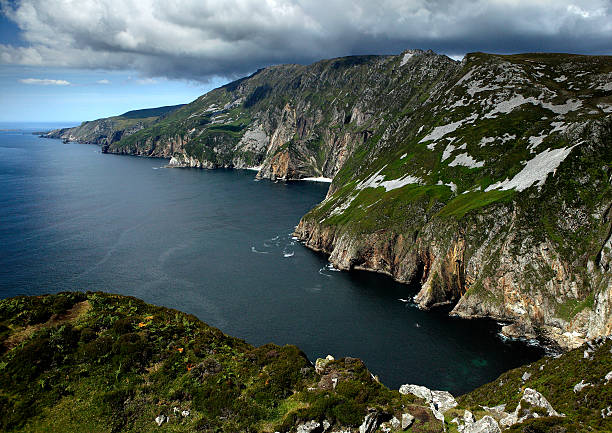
top-left (401, 413), bottom-right (414, 430)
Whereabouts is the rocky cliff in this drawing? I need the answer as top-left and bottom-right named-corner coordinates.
top-left (295, 52), bottom-right (612, 351)
top-left (46, 50), bottom-right (612, 351)
top-left (1, 292), bottom-right (610, 432)
top-left (44, 104), bottom-right (184, 153)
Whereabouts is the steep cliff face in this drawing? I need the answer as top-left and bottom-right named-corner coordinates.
top-left (47, 51), bottom-right (612, 350)
top-left (43, 104), bottom-right (184, 154)
top-left (296, 53), bottom-right (612, 350)
top-left (50, 50), bottom-right (458, 179)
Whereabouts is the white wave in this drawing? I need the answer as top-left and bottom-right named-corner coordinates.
top-left (398, 298), bottom-right (410, 303)
top-left (283, 251), bottom-right (295, 258)
top-left (326, 263), bottom-right (340, 272)
top-left (318, 267), bottom-right (332, 277)
top-left (251, 246), bottom-right (270, 254)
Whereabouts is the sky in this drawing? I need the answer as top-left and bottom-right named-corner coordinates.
top-left (1, 0), bottom-right (611, 123)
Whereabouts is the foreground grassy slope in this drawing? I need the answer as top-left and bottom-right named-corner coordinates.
top-left (1, 292), bottom-right (610, 432)
top-left (0, 292), bottom-right (430, 433)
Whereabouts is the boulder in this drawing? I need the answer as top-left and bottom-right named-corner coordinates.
top-left (154, 414), bottom-right (167, 426)
top-left (399, 384), bottom-right (433, 402)
top-left (429, 404), bottom-right (446, 431)
top-left (573, 379), bottom-right (592, 393)
top-left (315, 355), bottom-right (335, 374)
top-left (390, 416), bottom-right (401, 430)
top-left (399, 384), bottom-right (457, 413)
top-left (500, 388), bottom-right (564, 427)
top-left (401, 413), bottom-right (414, 430)
top-left (465, 415), bottom-right (501, 433)
top-left (322, 420), bottom-right (331, 432)
top-left (432, 390), bottom-right (458, 413)
top-left (464, 410), bottom-right (475, 424)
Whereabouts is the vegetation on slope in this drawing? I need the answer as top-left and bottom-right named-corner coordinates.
top-left (0, 292), bottom-right (428, 433)
top-left (0, 292), bottom-right (610, 432)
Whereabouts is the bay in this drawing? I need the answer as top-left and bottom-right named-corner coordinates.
top-left (0, 128), bottom-right (542, 395)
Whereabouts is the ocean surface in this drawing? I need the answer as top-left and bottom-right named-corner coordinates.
top-left (0, 127), bottom-right (543, 395)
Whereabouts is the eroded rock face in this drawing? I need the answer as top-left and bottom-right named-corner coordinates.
top-left (399, 384), bottom-right (458, 413)
top-left (466, 416), bottom-right (501, 433)
top-left (499, 387), bottom-right (564, 427)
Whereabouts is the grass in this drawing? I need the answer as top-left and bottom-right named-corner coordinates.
top-left (1, 292), bottom-right (610, 432)
top-left (0, 292), bottom-right (435, 433)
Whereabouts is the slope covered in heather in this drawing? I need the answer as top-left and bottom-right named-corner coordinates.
top-left (1, 292), bottom-right (610, 433)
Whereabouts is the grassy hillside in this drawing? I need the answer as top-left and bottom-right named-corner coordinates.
top-left (0, 292), bottom-right (610, 432)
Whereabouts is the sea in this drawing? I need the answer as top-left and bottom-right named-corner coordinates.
top-left (0, 124), bottom-right (543, 395)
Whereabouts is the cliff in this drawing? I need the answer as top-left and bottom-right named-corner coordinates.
top-left (295, 52), bottom-right (612, 351)
top-left (1, 292), bottom-right (610, 432)
top-left (43, 104), bottom-right (184, 153)
top-left (45, 51), bottom-right (612, 350)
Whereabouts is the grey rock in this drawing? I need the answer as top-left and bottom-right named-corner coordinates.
top-left (605, 371), bottom-right (612, 382)
top-left (155, 414), bottom-right (167, 426)
top-left (430, 404), bottom-right (446, 432)
top-left (521, 372), bottom-right (531, 381)
top-left (401, 413), bottom-right (414, 430)
top-left (399, 384), bottom-right (457, 413)
top-left (481, 404), bottom-right (506, 413)
top-left (465, 415), bottom-right (501, 433)
top-left (433, 390), bottom-right (458, 413)
top-left (464, 410), bottom-right (475, 424)
top-left (315, 355), bottom-right (334, 374)
top-left (573, 379), bottom-right (592, 393)
top-left (322, 420), bottom-right (331, 432)
top-left (297, 420), bottom-right (321, 433)
top-left (501, 387), bottom-right (564, 427)
top-left (359, 412), bottom-right (379, 433)
top-left (390, 416), bottom-right (401, 430)
top-left (399, 384), bottom-right (433, 402)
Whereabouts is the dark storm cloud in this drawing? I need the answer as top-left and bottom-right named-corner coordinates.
top-left (1, 0), bottom-right (611, 82)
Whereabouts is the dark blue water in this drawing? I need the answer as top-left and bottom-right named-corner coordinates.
top-left (0, 128), bottom-right (543, 395)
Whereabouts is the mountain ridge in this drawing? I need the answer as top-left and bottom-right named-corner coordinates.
top-left (43, 49), bottom-right (612, 351)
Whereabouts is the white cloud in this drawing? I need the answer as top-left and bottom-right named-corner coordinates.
top-left (135, 78), bottom-right (157, 85)
top-left (96, 79), bottom-right (110, 84)
top-left (19, 78), bottom-right (70, 85)
top-left (1, 0), bottom-right (611, 81)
